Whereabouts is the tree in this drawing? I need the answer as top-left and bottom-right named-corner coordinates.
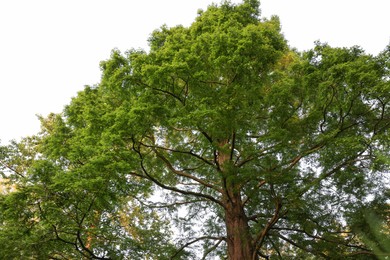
top-left (1, 0), bottom-right (390, 259)
top-left (0, 122), bottom-right (180, 259)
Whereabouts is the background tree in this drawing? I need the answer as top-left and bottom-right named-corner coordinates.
top-left (1, 0), bottom-right (389, 259)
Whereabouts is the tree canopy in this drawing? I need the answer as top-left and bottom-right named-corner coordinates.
top-left (1, 0), bottom-right (389, 259)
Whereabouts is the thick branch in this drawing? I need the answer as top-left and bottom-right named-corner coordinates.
top-left (253, 198), bottom-right (283, 259)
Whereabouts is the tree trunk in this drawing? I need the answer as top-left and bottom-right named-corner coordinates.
top-left (217, 139), bottom-right (256, 259)
top-left (224, 191), bottom-right (255, 260)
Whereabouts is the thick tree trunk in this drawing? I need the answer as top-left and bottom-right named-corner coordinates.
top-left (224, 191), bottom-right (255, 260)
top-left (217, 139), bottom-right (256, 259)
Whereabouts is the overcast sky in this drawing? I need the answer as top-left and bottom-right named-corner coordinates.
top-left (1, 0), bottom-right (389, 144)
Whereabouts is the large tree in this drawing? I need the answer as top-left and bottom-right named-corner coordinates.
top-left (1, 0), bottom-right (389, 259)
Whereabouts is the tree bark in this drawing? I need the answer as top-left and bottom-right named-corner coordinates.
top-left (217, 139), bottom-right (256, 260)
top-left (224, 191), bottom-right (255, 260)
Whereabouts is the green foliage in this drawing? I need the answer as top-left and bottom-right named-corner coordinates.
top-left (356, 212), bottom-right (390, 259)
top-left (0, 136), bottom-right (178, 259)
top-left (1, 0), bottom-right (390, 258)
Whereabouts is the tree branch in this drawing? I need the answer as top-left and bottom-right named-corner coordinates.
top-left (150, 144), bottom-right (215, 167)
top-left (73, 197), bottom-right (111, 260)
top-left (170, 236), bottom-right (226, 259)
top-left (201, 239), bottom-right (224, 260)
top-left (145, 199), bottom-right (209, 209)
top-left (276, 233), bottom-right (328, 258)
top-left (271, 227), bottom-right (370, 251)
top-left (153, 148), bottom-right (222, 193)
top-left (131, 140), bottom-right (225, 209)
top-left (139, 159), bottom-right (225, 208)
top-left (299, 150), bottom-right (370, 196)
top-left (138, 80), bottom-right (185, 105)
top-left (243, 180), bottom-right (266, 207)
top-left (0, 159), bottom-right (26, 178)
top-left (253, 198), bottom-right (283, 259)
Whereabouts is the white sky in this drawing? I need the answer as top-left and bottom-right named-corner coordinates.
top-left (1, 0), bottom-right (389, 144)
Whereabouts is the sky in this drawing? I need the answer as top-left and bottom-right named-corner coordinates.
top-left (1, 0), bottom-right (389, 144)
